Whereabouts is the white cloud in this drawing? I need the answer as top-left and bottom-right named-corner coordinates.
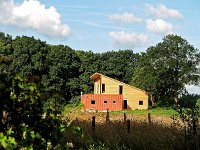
top-left (146, 19), bottom-right (173, 34)
top-left (109, 12), bottom-right (142, 23)
top-left (146, 4), bottom-right (183, 19)
top-left (109, 31), bottom-right (149, 48)
top-left (0, 0), bottom-right (70, 38)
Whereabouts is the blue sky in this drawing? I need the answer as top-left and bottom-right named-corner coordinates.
top-left (1, 0), bottom-right (199, 52)
top-left (0, 0), bottom-right (199, 94)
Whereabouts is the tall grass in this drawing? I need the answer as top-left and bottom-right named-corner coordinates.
top-left (62, 113), bottom-right (199, 150)
top-left (61, 105), bottom-right (199, 149)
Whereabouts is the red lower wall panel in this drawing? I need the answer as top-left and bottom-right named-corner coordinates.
top-left (81, 94), bottom-right (123, 111)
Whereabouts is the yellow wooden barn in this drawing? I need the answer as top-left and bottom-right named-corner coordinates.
top-left (81, 73), bottom-right (148, 110)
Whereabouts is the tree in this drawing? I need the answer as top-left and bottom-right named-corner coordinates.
top-left (11, 36), bottom-right (48, 78)
top-left (132, 35), bottom-right (200, 106)
top-left (179, 94), bottom-right (200, 108)
top-left (0, 32), bottom-right (13, 55)
top-left (0, 32), bottom-right (13, 78)
top-left (76, 50), bottom-right (101, 94)
top-left (99, 50), bottom-right (141, 83)
top-left (42, 45), bottom-right (80, 103)
top-left (0, 32), bottom-right (13, 132)
top-left (0, 33), bottom-right (70, 149)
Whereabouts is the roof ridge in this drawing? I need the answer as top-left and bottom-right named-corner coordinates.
top-left (90, 72), bottom-right (148, 93)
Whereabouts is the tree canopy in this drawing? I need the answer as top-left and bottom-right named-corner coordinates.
top-left (132, 35), bottom-right (200, 106)
top-left (99, 50), bottom-right (141, 83)
top-left (42, 45), bottom-right (80, 102)
top-left (11, 36), bottom-right (48, 77)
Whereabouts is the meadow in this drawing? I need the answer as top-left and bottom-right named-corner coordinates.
top-left (62, 105), bottom-right (200, 150)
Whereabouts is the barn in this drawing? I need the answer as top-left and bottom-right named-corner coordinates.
top-left (81, 73), bottom-right (148, 111)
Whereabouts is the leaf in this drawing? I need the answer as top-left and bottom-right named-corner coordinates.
top-left (72, 126), bottom-right (84, 137)
top-left (35, 133), bottom-right (41, 139)
top-left (0, 132), bottom-right (4, 139)
top-left (10, 92), bottom-right (17, 100)
top-left (0, 133), bottom-right (6, 142)
top-left (1, 140), bottom-right (7, 149)
top-left (30, 131), bottom-right (35, 139)
top-left (18, 82), bottom-right (24, 89)
top-left (60, 124), bottom-right (66, 133)
top-left (27, 145), bottom-right (34, 150)
top-left (23, 130), bottom-right (27, 140)
top-left (8, 137), bottom-right (16, 145)
top-left (6, 128), bottom-right (14, 135)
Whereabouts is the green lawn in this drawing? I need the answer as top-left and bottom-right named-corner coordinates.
top-left (106, 107), bottom-right (179, 117)
top-left (63, 104), bottom-right (178, 117)
top-left (63, 102), bottom-right (200, 117)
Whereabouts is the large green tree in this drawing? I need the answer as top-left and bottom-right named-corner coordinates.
top-left (42, 45), bottom-right (80, 102)
top-left (132, 35), bottom-right (200, 106)
top-left (0, 32), bottom-right (13, 76)
top-left (0, 32), bottom-right (13, 132)
top-left (0, 32), bottom-right (13, 55)
top-left (11, 36), bottom-right (48, 78)
top-left (76, 50), bottom-right (101, 94)
top-left (99, 50), bottom-right (141, 83)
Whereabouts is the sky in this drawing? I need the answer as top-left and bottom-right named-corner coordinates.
top-left (0, 0), bottom-right (199, 94)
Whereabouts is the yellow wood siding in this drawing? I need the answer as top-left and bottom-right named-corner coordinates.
top-left (93, 75), bottom-right (148, 110)
top-left (94, 78), bottom-right (101, 94)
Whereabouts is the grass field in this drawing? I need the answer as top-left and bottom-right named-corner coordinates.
top-left (62, 104), bottom-right (200, 150)
top-left (63, 104), bottom-right (178, 117)
top-left (60, 99), bottom-right (200, 149)
top-left (111, 107), bottom-right (178, 117)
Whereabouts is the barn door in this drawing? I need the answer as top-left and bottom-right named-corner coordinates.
top-left (124, 100), bottom-right (127, 109)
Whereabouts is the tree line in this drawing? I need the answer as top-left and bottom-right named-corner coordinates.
top-left (0, 32), bottom-right (142, 103)
top-left (1, 32), bottom-right (200, 106)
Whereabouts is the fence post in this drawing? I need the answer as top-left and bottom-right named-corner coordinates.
top-left (148, 113), bottom-right (151, 124)
top-left (106, 109), bottom-right (110, 122)
top-left (127, 119), bottom-right (130, 133)
top-left (124, 113), bottom-right (127, 122)
top-left (92, 116), bottom-right (95, 133)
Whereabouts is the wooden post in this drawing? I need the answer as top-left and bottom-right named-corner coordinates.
top-left (106, 109), bottom-right (109, 122)
top-left (127, 119), bottom-right (130, 133)
top-left (124, 113), bottom-right (127, 122)
top-left (92, 116), bottom-right (95, 133)
top-left (148, 113), bottom-right (151, 124)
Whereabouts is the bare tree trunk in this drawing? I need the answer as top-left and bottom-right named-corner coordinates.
top-left (150, 94), bottom-right (157, 107)
top-left (174, 90), bottom-right (179, 104)
top-left (174, 97), bottom-right (178, 104)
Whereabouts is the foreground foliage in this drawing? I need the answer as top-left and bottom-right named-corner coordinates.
top-left (0, 75), bottom-right (67, 149)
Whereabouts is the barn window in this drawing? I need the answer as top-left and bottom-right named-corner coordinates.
top-left (91, 100), bottom-right (95, 104)
top-left (139, 101), bottom-right (143, 105)
top-left (102, 83), bottom-right (105, 93)
top-left (119, 85), bottom-right (123, 94)
top-left (113, 101), bottom-right (116, 103)
top-left (104, 101), bottom-right (107, 103)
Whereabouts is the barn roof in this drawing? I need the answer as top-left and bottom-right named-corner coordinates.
top-left (90, 73), bottom-right (101, 80)
top-left (90, 72), bottom-right (148, 94)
